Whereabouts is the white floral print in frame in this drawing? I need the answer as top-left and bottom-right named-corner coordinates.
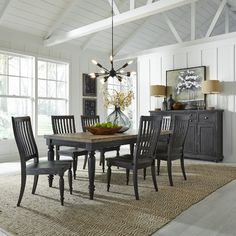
top-left (166, 66), bottom-right (206, 103)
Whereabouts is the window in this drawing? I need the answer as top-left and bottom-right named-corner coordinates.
top-left (0, 51), bottom-right (69, 139)
top-left (0, 52), bottom-right (34, 139)
top-left (37, 60), bottom-right (69, 135)
top-left (106, 76), bottom-right (137, 129)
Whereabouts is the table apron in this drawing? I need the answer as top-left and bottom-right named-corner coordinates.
top-left (46, 138), bottom-right (136, 151)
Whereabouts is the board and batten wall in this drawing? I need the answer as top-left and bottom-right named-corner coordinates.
top-left (137, 35), bottom-right (236, 163)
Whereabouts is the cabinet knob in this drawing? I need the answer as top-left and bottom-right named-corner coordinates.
top-left (204, 116), bottom-right (208, 120)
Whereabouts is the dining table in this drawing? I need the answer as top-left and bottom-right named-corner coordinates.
top-left (44, 130), bottom-right (172, 200)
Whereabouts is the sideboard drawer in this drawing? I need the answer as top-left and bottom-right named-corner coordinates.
top-left (198, 112), bottom-right (216, 122)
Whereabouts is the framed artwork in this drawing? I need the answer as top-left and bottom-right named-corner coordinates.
top-left (166, 66), bottom-right (206, 105)
top-left (83, 98), bottom-right (96, 116)
top-left (83, 73), bottom-right (97, 97)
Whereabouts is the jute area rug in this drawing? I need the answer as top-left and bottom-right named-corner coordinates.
top-left (1, 163), bottom-right (236, 236)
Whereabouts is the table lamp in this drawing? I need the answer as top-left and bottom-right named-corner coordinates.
top-left (202, 80), bottom-right (220, 110)
top-left (150, 85), bottom-right (166, 111)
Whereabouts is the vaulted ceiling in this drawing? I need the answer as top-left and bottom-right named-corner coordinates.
top-left (0, 0), bottom-right (236, 57)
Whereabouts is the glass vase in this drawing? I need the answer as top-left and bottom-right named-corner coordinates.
top-left (106, 106), bottom-right (131, 133)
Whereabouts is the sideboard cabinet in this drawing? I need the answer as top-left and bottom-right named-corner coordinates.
top-left (150, 110), bottom-right (224, 162)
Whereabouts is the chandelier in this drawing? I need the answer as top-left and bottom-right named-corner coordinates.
top-left (89, 0), bottom-right (134, 83)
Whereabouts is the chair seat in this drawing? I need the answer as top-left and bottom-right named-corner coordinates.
top-left (106, 154), bottom-right (153, 169)
top-left (156, 142), bottom-right (184, 160)
top-left (26, 160), bottom-right (71, 175)
top-left (58, 148), bottom-right (88, 156)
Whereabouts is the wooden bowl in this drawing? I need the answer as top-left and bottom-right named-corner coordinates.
top-left (173, 103), bottom-right (185, 110)
top-left (85, 126), bottom-right (122, 135)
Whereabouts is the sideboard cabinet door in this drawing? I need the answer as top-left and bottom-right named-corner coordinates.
top-left (197, 124), bottom-right (216, 157)
top-left (184, 124), bottom-right (197, 154)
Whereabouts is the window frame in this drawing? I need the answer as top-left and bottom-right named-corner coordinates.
top-left (0, 50), bottom-right (70, 140)
top-left (36, 57), bottom-right (69, 136)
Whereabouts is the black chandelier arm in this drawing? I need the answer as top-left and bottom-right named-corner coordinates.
top-left (96, 63), bottom-right (110, 72)
top-left (115, 63), bottom-right (129, 72)
top-left (116, 72), bottom-right (131, 77)
top-left (104, 76), bottom-right (109, 82)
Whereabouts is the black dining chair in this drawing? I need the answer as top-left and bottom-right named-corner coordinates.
top-left (12, 116), bottom-right (72, 206)
top-left (51, 115), bottom-right (88, 179)
top-left (106, 115), bottom-right (162, 200)
top-left (81, 115), bottom-right (120, 172)
top-left (156, 115), bottom-right (190, 186)
top-left (143, 115), bottom-right (172, 180)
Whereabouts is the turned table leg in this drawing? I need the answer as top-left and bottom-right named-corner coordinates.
top-left (48, 142), bottom-right (54, 187)
top-left (88, 151), bottom-right (96, 200)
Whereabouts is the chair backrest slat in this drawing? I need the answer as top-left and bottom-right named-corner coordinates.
top-left (134, 116), bottom-right (162, 163)
top-left (169, 115), bottom-right (190, 155)
top-left (81, 115), bottom-right (100, 132)
top-left (51, 115), bottom-right (76, 134)
top-left (12, 116), bottom-right (39, 163)
top-left (161, 116), bottom-right (171, 131)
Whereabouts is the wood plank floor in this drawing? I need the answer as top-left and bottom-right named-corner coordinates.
top-left (153, 178), bottom-right (236, 236)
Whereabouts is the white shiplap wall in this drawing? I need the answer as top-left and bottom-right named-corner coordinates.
top-left (137, 35), bottom-right (236, 163)
top-left (0, 26), bottom-right (107, 162)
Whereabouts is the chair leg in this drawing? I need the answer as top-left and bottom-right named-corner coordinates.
top-left (133, 169), bottom-right (139, 200)
top-left (59, 174), bottom-right (65, 206)
top-left (72, 155), bottom-right (78, 180)
top-left (107, 163), bottom-right (112, 192)
top-left (151, 161), bottom-right (158, 191)
top-left (167, 159), bottom-right (173, 186)
top-left (116, 147), bottom-right (120, 157)
top-left (32, 175), bottom-right (39, 194)
top-left (68, 168), bottom-right (73, 194)
top-left (126, 169), bottom-right (130, 185)
top-left (56, 146), bottom-right (60, 160)
top-left (157, 159), bottom-right (161, 176)
top-left (17, 172), bottom-right (26, 207)
top-left (180, 155), bottom-right (187, 180)
top-left (143, 168), bottom-right (146, 180)
top-left (83, 153), bottom-right (88, 169)
top-left (100, 151), bottom-right (105, 173)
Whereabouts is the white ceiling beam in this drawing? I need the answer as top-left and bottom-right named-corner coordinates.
top-left (45, 0), bottom-right (78, 39)
top-left (115, 31), bottom-right (236, 61)
top-left (0, 0), bottom-right (14, 24)
top-left (191, 2), bottom-right (196, 40)
top-left (113, 18), bottom-right (151, 56)
top-left (205, 0), bottom-right (227, 38)
top-left (130, 0), bottom-right (135, 10)
top-left (107, 0), bottom-right (120, 15)
top-left (164, 13), bottom-right (183, 43)
top-left (45, 0), bottom-right (198, 47)
top-left (225, 4), bottom-right (229, 33)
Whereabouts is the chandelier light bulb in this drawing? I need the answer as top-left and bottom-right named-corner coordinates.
top-left (89, 73), bottom-right (96, 78)
top-left (128, 60), bottom-right (133, 65)
top-left (100, 70), bottom-right (105, 74)
top-left (91, 59), bottom-right (98, 65)
top-left (131, 71), bottom-right (136, 76)
top-left (110, 55), bottom-right (113, 62)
